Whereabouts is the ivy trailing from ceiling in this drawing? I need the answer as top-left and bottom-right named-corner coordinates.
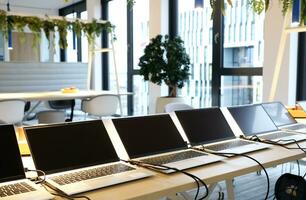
top-left (0, 9), bottom-right (114, 50)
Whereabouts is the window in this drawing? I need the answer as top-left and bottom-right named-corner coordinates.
top-left (59, 1), bottom-right (87, 62)
top-left (178, 0), bottom-right (213, 108)
top-left (0, 32), bottom-right (4, 61)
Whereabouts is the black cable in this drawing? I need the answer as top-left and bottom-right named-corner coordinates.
top-left (25, 168), bottom-right (92, 200)
top-left (297, 160), bottom-right (300, 176)
top-left (121, 159), bottom-right (208, 200)
top-left (303, 172), bottom-right (306, 179)
top-left (193, 146), bottom-right (270, 200)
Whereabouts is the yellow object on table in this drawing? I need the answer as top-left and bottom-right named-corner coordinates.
top-left (288, 109), bottom-right (306, 118)
top-left (61, 87), bottom-right (79, 93)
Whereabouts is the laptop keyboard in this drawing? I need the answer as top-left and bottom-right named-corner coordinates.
top-left (259, 132), bottom-right (296, 140)
top-left (51, 163), bottom-right (135, 186)
top-left (139, 150), bottom-right (206, 165)
top-left (290, 124), bottom-right (306, 130)
top-left (0, 182), bottom-right (36, 197)
top-left (206, 140), bottom-right (253, 151)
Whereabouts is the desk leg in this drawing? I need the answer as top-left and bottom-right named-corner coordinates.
top-left (226, 179), bottom-right (235, 200)
top-left (23, 101), bottom-right (42, 121)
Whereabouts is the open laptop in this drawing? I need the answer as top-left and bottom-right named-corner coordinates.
top-left (24, 120), bottom-right (152, 196)
top-left (0, 124), bottom-right (53, 200)
top-left (262, 102), bottom-right (306, 132)
top-left (174, 107), bottom-right (271, 154)
top-left (227, 104), bottom-right (306, 144)
top-left (111, 114), bottom-right (224, 174)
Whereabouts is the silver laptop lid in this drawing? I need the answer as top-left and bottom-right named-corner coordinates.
top-left (262, 102), bottom-right (297, 126)
top-left (175, 107), bottom-right (236, 145)
top-left (0, 124), bottom-right (25, 183)
top-left (228, 104), bottom-right (278, 136)
top-left (112, 114), bottom-right (188, 159)
top-left (24, 120), bottom-right (119, 175)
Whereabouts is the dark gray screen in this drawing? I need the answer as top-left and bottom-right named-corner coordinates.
top-left (262, 102), bottom-right (296, 126)
top-left (25, 120), bottom-right (119, 174)
top-left (175, 108), bottom-right (235, 145)
top-left (228, 105), bottom-right (278, 136)
top-left (112, 115), bottom-right (187, 158)
top-left (0, 125), bottom-right (25, 183)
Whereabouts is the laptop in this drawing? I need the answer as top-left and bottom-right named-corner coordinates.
top-left (111, 114), bottom-right (224, 174)
top-left (24, 120), bottom-right (152, 196)
top-left (0, 124), bottom-right (53, 200)
top-left (262, 102), bottom-right (306, 132)
top-left (227, 104), bottom-right (306, 144)
top-left (174, 108), bottom-right (271, 154)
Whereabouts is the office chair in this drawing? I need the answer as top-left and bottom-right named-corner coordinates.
top-left (81, 94), bottom-right (120, 119)
top-left (0, 100), bottom-right (25, 125)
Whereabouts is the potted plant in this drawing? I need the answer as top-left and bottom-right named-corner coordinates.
top-left (138, 34), bottom-right (190, 113)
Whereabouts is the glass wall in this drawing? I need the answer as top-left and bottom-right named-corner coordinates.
top-left (0, 32), bottom-right (4, 61)
top-left (109, 0), bottom-right (128, 115)
top-left (178, 0), bottom-right (264, 108)
top-left (178, 0), bottom-right (213, 108)
top-left (221, 0), bottom-right (264, 106)
top-left (132, 0), bottom-right (150, 115)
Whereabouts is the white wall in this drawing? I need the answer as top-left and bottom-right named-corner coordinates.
top-left (263, 3), bottom-right (298, 106)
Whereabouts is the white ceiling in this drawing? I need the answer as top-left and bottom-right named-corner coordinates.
top-left (0, 0), bottom-right (82, 10)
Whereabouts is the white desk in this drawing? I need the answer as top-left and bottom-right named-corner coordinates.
top-left (0, 90), bottom-right (132, 101)
top-left (21, 141), bottom-right (306, 200)
top-left (0, 90), bottom-right (132, 120)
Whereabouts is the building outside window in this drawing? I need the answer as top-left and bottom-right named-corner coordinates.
top-left (178, 0), bottom-right (264, 108)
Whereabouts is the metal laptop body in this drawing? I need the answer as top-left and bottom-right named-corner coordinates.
top-left (0, 124), bottom-right (53, 200)
top-left (174, 107), bottom-right (271, 154)
top-left (24, 120), bottom-right (152, 196)
top-left (112, 114), bottom-right (224, 174)
top-left (262, 102), bottom-right (306, 133)
top-left (228, 104), bottom-right (306, 144)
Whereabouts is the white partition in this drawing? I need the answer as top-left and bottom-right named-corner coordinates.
top-left (0, 62), bottom-right (88, 92)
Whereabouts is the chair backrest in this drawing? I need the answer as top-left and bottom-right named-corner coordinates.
top-left (164, 102), bottom-right (193, 113)
top-left (81, 94), bottom-right (119, 117)
top-left (0, 100), bottom-right (25, 124)
top-left (37, 110), bottom-right (66, 124)
top-left (48, 100), bottom-right (75, 109)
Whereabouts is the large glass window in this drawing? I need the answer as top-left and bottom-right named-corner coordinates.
top-left (178, 0), bottom-right (213, 108)
top-left (178, 0), bottom-right (264, 108)
top-left (219, 1), bottom-right (264, 106)
top-left (0, 32), bottom-right (4, 61)
top-left (131, 0), bottom-right (150, 115)
top-left (109, 0), bottom-right (128, 115)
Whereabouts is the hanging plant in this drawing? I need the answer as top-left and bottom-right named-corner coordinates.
top-left (43, 19), bottom-right (56, 48)
top-left (53, 18), bottom-right (69, 49)
top-left (0, 10), bottom-right (8, 39)
top-left (0, 9), bottom-right (114, 50)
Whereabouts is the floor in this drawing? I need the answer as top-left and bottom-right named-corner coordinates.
top-left (185, 162), bottom-right (305, 200)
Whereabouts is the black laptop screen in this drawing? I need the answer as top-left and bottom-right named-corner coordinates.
top-left (112, 115), bottom-right (187, 159)
top-left (175, 108), bottom-right (235, 145)
top-left (25, 120), bottom-right (119, 174)
top-left (262, 102), bottom-right (296, 126)
top-left (228, 104), bottom-right (278, 136)
top-left (0, 125), bottom-right (25, 183)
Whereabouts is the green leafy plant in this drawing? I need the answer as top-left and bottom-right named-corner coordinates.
top-left (0, 9), bottom-right (114, 50)
top-left (139, 35), bottom-right (190, 97)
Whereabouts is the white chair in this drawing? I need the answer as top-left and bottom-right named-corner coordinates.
top-left (164, 102), bottom-right (193, 113)
top-left (0, 100), bottom-right (25, 125)
top-left (81, 94), bottom-right (120, 118)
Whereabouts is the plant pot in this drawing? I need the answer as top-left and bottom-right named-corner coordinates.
top-left (155, 96), bottom-right (187, 113)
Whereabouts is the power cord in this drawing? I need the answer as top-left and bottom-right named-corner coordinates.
top-left (121, 159), bottom-right (208, 200)
top-left (24, 168), bottom-right (92, 200)
top-left (192, 146), bottom-right (270, 200)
